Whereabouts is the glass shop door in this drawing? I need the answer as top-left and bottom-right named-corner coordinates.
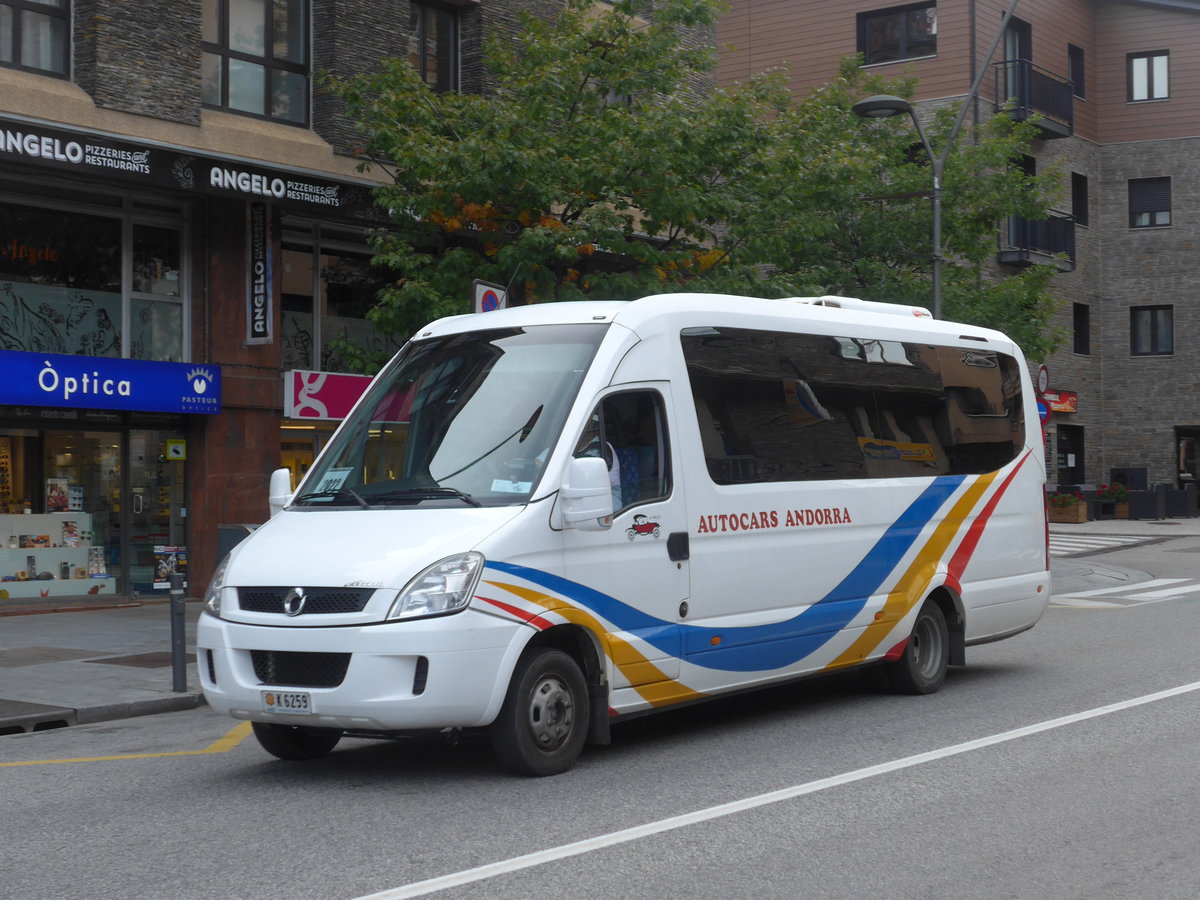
top-left (126, 429), bottom-right (188, 595)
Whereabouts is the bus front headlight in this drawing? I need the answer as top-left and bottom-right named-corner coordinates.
top-left (202, 553), bottom-right (231, 618)
top-left (387, 552), bottom-right (485, 621)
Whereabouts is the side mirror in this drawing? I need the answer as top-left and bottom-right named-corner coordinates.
top-left (560, 456), bottom-right (613, 531)
top-left (268, 467), bottom-right (294, 517)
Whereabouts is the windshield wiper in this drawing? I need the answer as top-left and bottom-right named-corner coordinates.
top-left (367, 487), bottom-right (483, 507)
top-left (293, 488), bottom-right (370, 509)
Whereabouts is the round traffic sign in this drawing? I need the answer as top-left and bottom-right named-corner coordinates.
top-left (1037, 398), bottom-right (1051, 425)
top-left (481, 289), bottom-right (500, 312)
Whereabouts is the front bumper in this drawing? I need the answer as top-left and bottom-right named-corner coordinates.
top-left (197, 609), bottom-right (528, 731)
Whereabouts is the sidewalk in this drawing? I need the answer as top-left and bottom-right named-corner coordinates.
top-left (0, 599), bottom-right (204, 735)
top-left (2, 514), bottom-right (1198, 736)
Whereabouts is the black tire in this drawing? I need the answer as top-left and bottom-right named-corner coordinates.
top-left (252, 722), bottom-right (343, 760)
top-left (886, 599), bottom-right (949, 695)
top-left (490, 648), bottom-right (589, 777)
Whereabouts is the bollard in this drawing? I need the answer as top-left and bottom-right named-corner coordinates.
top-left (170, 572), bottom-right (187, 693)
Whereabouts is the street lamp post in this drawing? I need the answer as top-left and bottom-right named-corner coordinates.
top-left (852, 94), bottom-right (942, 320)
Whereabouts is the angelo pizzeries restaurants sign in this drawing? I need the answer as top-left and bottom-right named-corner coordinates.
top-left (0, 116), bottom-right (381, 218)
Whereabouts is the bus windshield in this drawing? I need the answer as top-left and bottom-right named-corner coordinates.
top-left (295, 324), bottom-right (607, 508)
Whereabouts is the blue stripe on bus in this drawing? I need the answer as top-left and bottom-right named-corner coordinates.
top-left (488, 475), bottom-right (965, 672)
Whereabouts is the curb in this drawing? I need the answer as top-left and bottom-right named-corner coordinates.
top-left (0, 597), bottom-right (200, 617)
top-left (75, 692), bottom-right (208, 725)
top-left (1, 693), bottom-right (207, 734)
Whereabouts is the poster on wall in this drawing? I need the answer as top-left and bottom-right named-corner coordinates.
top-left (153, 545), bottom-right (188, 589)
top-left (61, 520), bottom-right (81, 547)
top-left (46, 478), bottom-right (69, 511)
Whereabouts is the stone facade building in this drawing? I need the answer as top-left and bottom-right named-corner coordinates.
top-left (717, 0), bottom-right (1200, 495)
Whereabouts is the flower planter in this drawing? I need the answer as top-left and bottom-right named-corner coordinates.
top-left (1048, 503), bottom-right (1087, 523)
top-left (1114, 502), bottom-right (1129, 519)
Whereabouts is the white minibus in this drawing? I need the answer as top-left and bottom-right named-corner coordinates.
top-left (198, 293), bottom-right (1050, 775)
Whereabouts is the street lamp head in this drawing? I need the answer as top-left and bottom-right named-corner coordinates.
top-left (852, 94), bottom-right (915, 119)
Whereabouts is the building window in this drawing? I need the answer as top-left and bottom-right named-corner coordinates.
top-left (1128, 51), bottom-right (1168, 102)
top-left (858, 3), bottom-right (936, 66)
top-left (201, 0), bottom-right (309, 124)
top-left (1073, 303), bottom-right (1090, 355)
top-left (0, 0), bottom-right (69, 76)
top-left (409, 2), bottom-right (459, 93)
top-left (1129, 177), bottom-right (1171, 228)
top-left (1071, 173), bottom-right (1088, 227)
top-left (1130, 305), bottom-right (1172, 356)
top-left (280, 225), bottom-right (399, 373)
top-left (1068, 43), bottom-right (1085, 98)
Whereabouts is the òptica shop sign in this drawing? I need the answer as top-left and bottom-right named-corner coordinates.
top-left (0, 350), bottom-right (222, 415)
top-left (0, 115), bottom-right (381, 218)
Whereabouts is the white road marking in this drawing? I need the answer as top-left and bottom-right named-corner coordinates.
top-left (1052, 578), bottom-right (1200, 607)
top-left (1129, 583), bottom-right (1200, 600)
top-left (355, 681), bottom-right (1200, 899)
top-left (1051, 596), bottom-right (1126, 608)
top-left (1048, 535), bottom-right (1149, 557)
top-left (1057, 578), bottom-right (1188, 598)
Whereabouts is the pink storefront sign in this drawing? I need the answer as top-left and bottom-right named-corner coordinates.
top-left (285, 370), bottom-right (373, 420)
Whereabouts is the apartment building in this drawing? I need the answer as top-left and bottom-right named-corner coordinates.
top-left (718, 0), bottom-right (1200, 497)
top-left (0, 0), bottom-right (656, 606)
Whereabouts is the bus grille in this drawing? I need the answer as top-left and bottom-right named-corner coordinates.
top-left (237, 587), bottom-right (375, 615)
top-left (251, 650), bottom-right (351, 687)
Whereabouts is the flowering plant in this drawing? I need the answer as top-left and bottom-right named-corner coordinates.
top-left (1047, 491), bottom-right (1084, 507)
top-left (1096, 482), bottom-right (1129, 502)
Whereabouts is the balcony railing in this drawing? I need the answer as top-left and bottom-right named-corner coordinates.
top-left (999, 213), bottom-right (1075, 271)
top-left (992, 59), bottom-right (1074, 138)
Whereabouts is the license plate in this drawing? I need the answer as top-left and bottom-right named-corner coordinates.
top-left (261, 690), bottom-right (312, 715)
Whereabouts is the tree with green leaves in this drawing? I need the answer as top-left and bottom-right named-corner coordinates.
top-left (329, 0), bottom-right (1064, 368)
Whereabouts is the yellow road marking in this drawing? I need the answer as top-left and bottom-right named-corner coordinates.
top-left (0, 720), bottom-right (252, 767)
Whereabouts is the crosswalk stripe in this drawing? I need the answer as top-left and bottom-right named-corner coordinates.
top-left (1051, 596), bottom-right (1125, 608)
top-left (1057, 578), bottom-right (1188, 598)
top-left (1054, 538), bottom-right (1140, 548)
top-left (1052, 577), bottom-right (1200, 608)
top-left (1048, 534), bottom-right (1153, 557)
top-left (1128, 583), bottom-right (1200, 600)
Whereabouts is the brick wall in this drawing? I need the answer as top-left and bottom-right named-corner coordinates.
top-left (1095, 136), bottom-right (1200, 484)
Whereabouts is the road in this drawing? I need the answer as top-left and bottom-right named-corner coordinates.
top-left (3, 537), bottom-right (1199, 899)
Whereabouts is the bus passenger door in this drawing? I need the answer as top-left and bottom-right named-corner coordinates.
top-left (560, 387), bottom-right (687, 687)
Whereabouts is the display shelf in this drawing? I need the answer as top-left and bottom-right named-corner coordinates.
top-left (0, 512), bottom-right (116, 600)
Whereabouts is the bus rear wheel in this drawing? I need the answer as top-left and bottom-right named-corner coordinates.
top-left (887, 600), bottom-right (949, 695)
top-left (491, 648), bottom-right (589, 777)
top-left (252, 722), bottom-right (343, 760)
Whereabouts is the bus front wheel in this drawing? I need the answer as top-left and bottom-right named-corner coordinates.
top-left (491, 648), bottom-right (589, 777)
top-left (887, 600), bottom-right (949, 695)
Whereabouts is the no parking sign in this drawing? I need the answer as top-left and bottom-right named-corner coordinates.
top-left (473, 280), bottom-right (507, 314)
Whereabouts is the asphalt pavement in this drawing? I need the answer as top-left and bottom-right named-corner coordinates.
top-left (3, 514), bottom-right (1199, 736)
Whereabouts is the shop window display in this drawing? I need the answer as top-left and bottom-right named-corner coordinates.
top-left (0, 430), bottom-right (120, 601)
top-left (0, 202), bottom-right (122, 355)
top-left (0, 201), bottom-right (183, 360)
